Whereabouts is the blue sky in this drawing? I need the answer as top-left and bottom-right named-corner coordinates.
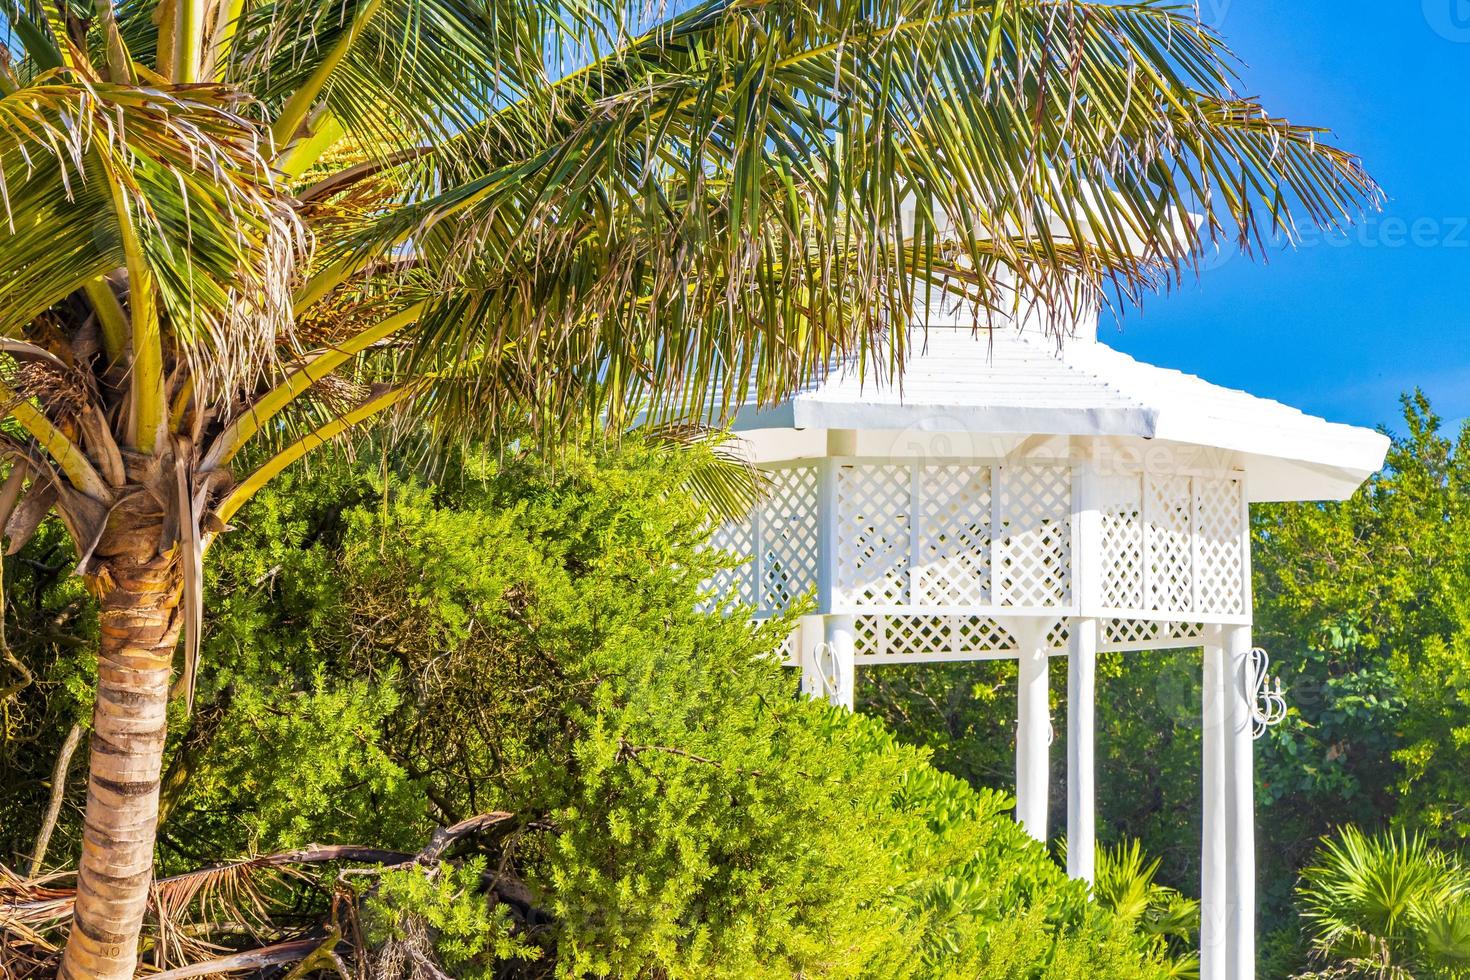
top-left (1104, 1), bottom-right (1470, 432)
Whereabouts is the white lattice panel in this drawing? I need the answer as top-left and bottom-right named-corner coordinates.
top-left (1105, 617), bottom-right (1161, 646)
top-left (700, 459), bottom-right (1247, 631)
top-left (1101, 618), bottom-right (1208, 651)
top-left (757, 466), bottom-right (820, 612)
top-left (699, 518), bottom-right (755, 611)
top-left (1045, 618), bottom-right (1070, 649)
top-left (914, 465), bottom-right (992, 605)
top-left (1098, 474), bottom-right (1145, 609)
top-left (1170, 621), bottom-right (1206, 640)
top-left (996, 465), bottom-right (1072, 607)
top-left (836, 464), bottom-right (911, 606)
top-left (1194, 477), bottom-right (1246, 615)
top-left (855, 615), bottom-right (1017, 660)
top-left (956, 616), bottom-right (1017, 652)
top-left (1145, 474), bottom-right (1193, 613)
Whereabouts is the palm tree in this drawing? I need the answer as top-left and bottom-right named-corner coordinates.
top-left (1297, 827), bottom-right (1470, 979)
top-left (0, 0), bottom-right (1374, 974)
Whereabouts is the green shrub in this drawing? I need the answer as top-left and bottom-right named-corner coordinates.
top-left (12, 441), bottom-right (1184, 976)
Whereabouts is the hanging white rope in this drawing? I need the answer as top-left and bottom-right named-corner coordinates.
top-left (1248, 647), bottom-right (1288, 739)
top-left (813, 640), bottom-right (843, 706)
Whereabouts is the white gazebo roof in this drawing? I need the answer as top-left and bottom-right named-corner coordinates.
top-left (726, 306), bottom-right (1387, 503)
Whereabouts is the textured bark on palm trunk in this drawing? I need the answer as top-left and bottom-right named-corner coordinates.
top-left (59, 506), bottom-right (183, 980)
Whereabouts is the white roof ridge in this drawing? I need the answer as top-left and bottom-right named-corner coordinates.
top-left (1002, 327), bottom-right (1157, 422)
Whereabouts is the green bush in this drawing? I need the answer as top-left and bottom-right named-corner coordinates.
top-left (152, 443), bottom-right (1178, 977)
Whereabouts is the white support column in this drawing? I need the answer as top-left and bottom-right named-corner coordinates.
top-left (1224, 624), bottom-right (1256, 980)
top-left (806, 429), bottom-right (858, 710)
top-left (1066, 617), bottom-right (1098, 883)
top-left (1068, 452), bottom-right (1101, 883)
top-left (1201, 630), bottom-right (1229, 980)
top-left (820, 614), bottom-right (857, 710)
top-left (1015, 627), bottom-right (1051, 841)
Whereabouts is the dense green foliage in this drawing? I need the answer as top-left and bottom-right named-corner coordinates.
top-left (7, 395), bottom-right (1466, 976)
top-left (1, 443), bottom-right (1182, 977)
top-left (863, 393), bottom-right (1470, 978)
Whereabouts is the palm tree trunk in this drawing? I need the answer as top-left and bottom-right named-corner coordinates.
top-left (59, 508), bottom-right (184, 980)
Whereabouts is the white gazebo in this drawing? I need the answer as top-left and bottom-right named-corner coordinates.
top-left (701, 289), bottom-right (1387, 980)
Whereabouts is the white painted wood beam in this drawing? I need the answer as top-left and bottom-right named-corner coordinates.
top-left (1201, 632), bottom-right (1229, 980)
top-left (1066, 617), bottom-right (1098, 883)
top-left (1015, 627), bottom-right (1051, 841)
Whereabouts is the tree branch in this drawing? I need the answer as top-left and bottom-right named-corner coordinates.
top-left (147, 937), bottom-right (325, 979)
top-left (27, 722), bottom-right (83, 877)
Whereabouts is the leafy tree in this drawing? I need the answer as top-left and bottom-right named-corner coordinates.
top-left (1253, 395), bottom-right (1470, 852)
top-left (0, 0), bottom-right (1377, 968)
top-left (1392, 631), bottom-right (1470, 841)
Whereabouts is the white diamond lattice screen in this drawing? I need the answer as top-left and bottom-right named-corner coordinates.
top-left (701, 460), bottom-right (1248, 654)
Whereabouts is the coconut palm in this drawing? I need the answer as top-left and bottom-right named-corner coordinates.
top-left (1296, 827), bottom-right (1470, 979)
top-left (0, 0), bottom-right (1374, 974)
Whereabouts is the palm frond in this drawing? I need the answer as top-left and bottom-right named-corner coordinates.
top-left (295, 0), bottom-right (1377, 447)
top-left (1299, 826), bottom-right (1470, 978)
top-left (637, 422), bottom-right (769, 524)
top-left (0, 77), bottom-right (302, 400)
top-left (217, 0), bottom-right (616, 168)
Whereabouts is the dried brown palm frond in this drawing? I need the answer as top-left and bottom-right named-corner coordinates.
top-left (0, 857), bottom-right (314, 974)
top-left (8, 361), bottom-right (91, 424)
top-left (0, 866), bottom-right (74, 975)
top-left (148, 857), bottom-right (305, 971)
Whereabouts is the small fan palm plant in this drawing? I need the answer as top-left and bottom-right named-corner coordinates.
top-left (1094, 838), bottom-right (1201, 979)
top-left (0, 0), bottom-right (1376, 974)
top-left (1296, 826), bottom-right (1470, 979)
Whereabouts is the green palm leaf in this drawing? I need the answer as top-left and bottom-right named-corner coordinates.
top-left (1299, 826), bottom-right (1470, 978)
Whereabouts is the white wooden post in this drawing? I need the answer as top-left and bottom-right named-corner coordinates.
top-left (806, 430), bottom-right (858, 710)
top-left (821, 614), bottom-right (857, 710)
top-left (1224, 624), bottom-right (1255, 980)
top-left (1066, 617), bottom-right (1098, 883)
top-left (1227, 474), bottom-right (1256, 980)
top-left (1015, 627), bottom-right (1051, 841)
top-left (1067, 454), bottom-right (1100, 882)
top-left (1201, 630), bottom-right (1228, 980)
